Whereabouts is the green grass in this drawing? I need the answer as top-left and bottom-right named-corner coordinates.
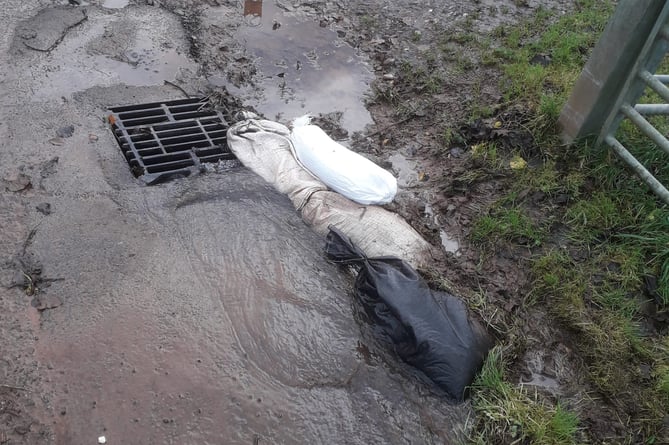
top-left (460, 0), bottom-right (669, 443)
top-left (469, 348), bottom-right (581, 445)
top-left (366, 0), bottom-right (669, 439)
top-left (471, 207), bottom-right (543, 246)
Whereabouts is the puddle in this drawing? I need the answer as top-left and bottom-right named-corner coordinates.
top-left (25, 171), bottom-right (467, 443)
top-left (440, 230), bottom-right (460, 255)
top-left (92, 46), bottom-right (192, 87)
top-left (23, 9), bottom-right (197, 100)
top-left (216, 1), bottom-right (374, 133)
top-left (426, 203), bottom-right (461, 255)
top-left (389, 152), bottom-right (419, 188)
top-left (520, 352), bottom-right (560, 391)
top-left (102, 0), bottom-right (129, 9)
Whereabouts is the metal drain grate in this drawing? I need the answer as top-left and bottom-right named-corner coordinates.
top-left (109, 97), bottom-right (236, 184)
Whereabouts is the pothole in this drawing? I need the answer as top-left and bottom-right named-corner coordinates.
top-left (389, 152), bottom-right (419, 188)
top-left (519, 351), bottom-right (560, 392)
top-left (108, 98), bottom-right (238, 184)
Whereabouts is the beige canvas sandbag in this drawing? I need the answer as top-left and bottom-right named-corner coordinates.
top-left (227, 116), bottom-right (433, 268)
top-left (226, 117), bottom-right (325, 210)
top-left (301, 190), bottom-right (433, 267)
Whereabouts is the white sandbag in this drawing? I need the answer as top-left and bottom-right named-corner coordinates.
top-left (290, 115), bottom-right (397, 205)
top-left (227, 116), bottom-right (433, 268)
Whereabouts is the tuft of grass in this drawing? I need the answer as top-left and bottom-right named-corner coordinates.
top-left (359, 14), bottom-right (377, 29)
top-left (565, 192), bottom-right (633, 243)
top-left (470, 347), bottom-right (581, 445)
top-left (471, 206), bottom-right (544, 247)
top-left (470, 141), bottom-right (501, 168)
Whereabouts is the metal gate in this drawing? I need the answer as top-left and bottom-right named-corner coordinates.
top-left (559, 0), bottom-right (669, 205)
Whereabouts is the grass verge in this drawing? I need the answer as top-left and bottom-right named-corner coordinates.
top-left (366, 0), bottom-right (668, 441)
top-left (455, 1), bottom-right (669, 443)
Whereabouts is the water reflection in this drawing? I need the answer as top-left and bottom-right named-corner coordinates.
top-left (228, 1), bottom-right (374, 133)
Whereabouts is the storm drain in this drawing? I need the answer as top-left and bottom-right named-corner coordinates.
top-left (109, 97), bottom-right (236, 184)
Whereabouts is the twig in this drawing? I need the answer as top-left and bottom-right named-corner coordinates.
top-left (366, 113), bottom-right (418, 139)
top-left (163, 80), bottom-right (191, 98)
top-left (22, 224), bottom-right (41, 256)
top-left (0, 384), bottom-right (27, 391)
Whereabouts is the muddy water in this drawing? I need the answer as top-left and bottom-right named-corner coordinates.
top-left (27, 171), bottom-right (467, 444)
top-left (7, 5), bottom-right (196, 102)
top-left (211, 1), bottom-right (374, 133)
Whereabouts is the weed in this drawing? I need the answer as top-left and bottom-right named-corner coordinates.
top-left (359, 14), bottom-right (377, 29)
top-left (471, 206), bottom-right (543, 246)
top-left (397, 61), bottom-right (443, 94)
top-left (470, 347), bottom-right (581, 445)
top-left (518, 161), bottom-right (561, 194)
top-left (565, 192), bottom-right (634, 243)
top-left (470, 141), bottom-right (500, 167)
top-left (658, 365), bottom-right (669, 400)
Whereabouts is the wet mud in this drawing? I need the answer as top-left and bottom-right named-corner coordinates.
top-left (24, 172), bottom-right (466, 444)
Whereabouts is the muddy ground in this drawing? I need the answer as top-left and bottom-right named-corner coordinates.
top-left (0, 0), bottom-right (621, 444)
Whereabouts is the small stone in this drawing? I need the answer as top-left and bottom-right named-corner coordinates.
top-left (36, 202), bottom-right (52, 215)
top-left (383, 73), bottom-right (395, 81)
top-left (14, 424), bottom-right (30, 435)
top-left (98, 436), bottom-right (107, 444)
top-left (529, 53), bottom-right (552, 67)
top-left (48, 137), bottom-right (64, 146)
top-left (56, 125), bottom-right (75, 138)
top-left (449, 147), bottom-right (464, 158)
top-left (89, 133), bottom-right (98, 143)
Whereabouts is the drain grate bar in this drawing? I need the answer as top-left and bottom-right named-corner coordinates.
top-left (109, 97), bottom-right (237, 184)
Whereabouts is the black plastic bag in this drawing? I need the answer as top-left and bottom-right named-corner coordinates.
top-left (325, 226), bottom-right (491, 401)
